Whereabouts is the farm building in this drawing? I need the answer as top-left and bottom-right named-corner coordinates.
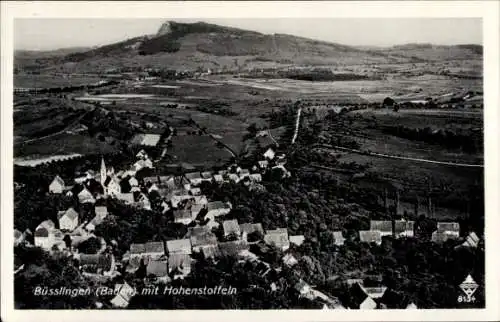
top-left (49, 175), bottom-right (65, 193)
top-left (264, 228), bottom-right (290, 251)
top-left (57, 208), bottom-right (79, 231)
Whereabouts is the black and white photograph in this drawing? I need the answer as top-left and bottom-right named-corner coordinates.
top-left (1, 1), bottom-right (499, 321)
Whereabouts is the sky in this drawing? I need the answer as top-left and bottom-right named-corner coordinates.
top-left (14, 18), bottom-right (482, 51)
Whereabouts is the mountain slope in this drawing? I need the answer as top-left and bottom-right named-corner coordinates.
top-left (15, 21), bottom-right (483, 73)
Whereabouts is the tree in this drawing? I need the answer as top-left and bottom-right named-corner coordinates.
top-left (77, 237), bottom-right (101, 254)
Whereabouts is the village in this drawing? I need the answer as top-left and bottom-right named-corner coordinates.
top-left (13, 138), bottom-right (481, 310)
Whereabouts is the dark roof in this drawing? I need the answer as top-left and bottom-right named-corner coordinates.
top-left (239, 223), bottom-right (264, 235)
top-left (200, 171), bottom-right (213, 179)
top-left (201, 245), bottom-right (221, 259)
top-left (174, 209), bottom-right (192, 221)
top-left (207, 201), bottom-right (229, 211)
top-left (185, 172), bottom-right (201, 180)
top-left (348, 282), bottom-right (370, 309)
top-left (223, 219), bottom-right (240, 236)
top-left (359, 230), bottom-right (382, 243)
top-left (437, 222), bottom-right (460, 232)
top-left (394, 220), bottom-right (414, 234)
top-left (144, 242), bottom-right (165, 254)
top-left (188, 227), bottom-right (218, 248)
top-left (146, 259), bottom-right (168, 277)
top-left (219, 240), bottom-right (249, 257)
top-left (168, 254), bottom-right (191, 271)
top-left (79, 254), bottom-right (113, 271)
top-left (370, 220), bottom-right (392, 232)
top-left (35, 227), bottom-right (49, 237)
top-left (380, 289), bottom-right (412, 309)
top-left (130, 243), bottom-right (146, 254)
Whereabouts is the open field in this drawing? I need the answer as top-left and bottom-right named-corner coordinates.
top-left (167, 134), bottom-right (233, 166)
top-left (211, 76), bottom-right (482, 103)
top-left (14, 133), bottom-right (118, 158)
top-left (14, 74), bottom-right (103, 88)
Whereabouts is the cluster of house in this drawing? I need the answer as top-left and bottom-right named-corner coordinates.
top-left (358, 220), bottom-right (480, 248)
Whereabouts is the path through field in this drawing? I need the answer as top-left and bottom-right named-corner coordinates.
top-left (318, 144), bottom-right (484, 168)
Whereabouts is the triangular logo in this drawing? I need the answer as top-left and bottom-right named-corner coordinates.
top-left (459, 274), bottom-right (478, 297)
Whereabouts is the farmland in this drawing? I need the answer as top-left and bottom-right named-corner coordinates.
top-left (14, 74), bottom-right (103, 88)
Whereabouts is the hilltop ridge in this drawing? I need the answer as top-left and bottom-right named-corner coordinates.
top-left (14, 20), bottom-right (483, 73)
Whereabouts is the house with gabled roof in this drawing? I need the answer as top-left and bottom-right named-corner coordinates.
top-left (187, 226), bottom-right (218, 252)
top-left (85, 215), bottom-right (103, 232)
top-left (379, 288), bottom-right (415, 309)
top-left (257, 160), bottom-right (269, 169)
top-left (370, 220), bottom-right (393, 237)
top-left (170, 194), bottom-right (193, 208)
top-left (432, 222), bottom-right (460, 243)
top-left (49, 175), bottom-right (65, 194)
top-left (57, 208), bottom-right (79, 231)
top-left (239, 169), bottom-right (250, 180)
top-left (128, 177), bottom-right (139, 187)
top-left (283, 253), bottom-right (299, 267)
top-left (362, 286), bottom-right (387, 299)
top-left (263, 148), bottom-right (276, 160)
top-left (129, 241), bottom-right (165, 259)
top-left (213, 174), bottom-right (224, 184)
top-left (174, 209), bottom-right (195, 225)
top-left (166, 239), bottom-right (192, 255)
top-left (76, 253), bottom-right (116, 275)
top-left (200, 171), bottom-right (213, 181)
top-left (294, 280), bottom-right (314, 299)
top-left (78, 187), bottom-right (95, 204)
top-left (289, 235), bottom-right (305, 246)
top-left (264, 228), bottom-right (290, 251)
top-left (110, 283), bottom-right (135, 308)
top-left (459, 231), bottom-right (480, 248)
top-left (359, 230), bottom-right (382, 245)
top-left (346, 282), bottom-right (377, 309)
top-left (116, 193), bottom-right (134, 204)
top-left (146, 258), bottom-right (170, 283)
top-left (219, 240), bottom-right (249, 257)
top-left (34, 224), bottom-right (63, 250)
top-left (193, 195), bottom-right (208, 205)
top-left (201, 244), bottom-right (221, 259)
top-left (228, 173), bottom-right (240, 183)
top-left (136, 149), bottom-right (148, 160)
top-left (249, 173), bottom-right (262, 182)
top-left (95, 206), bottom-right (108, 220)
top-left (223, 219), bottom-right (241, 237)
top-left (168, 254), bottom-right (192, 279)
top-left (37, 219), bottom-right (55, 231)
top-left (206, 201), bottom-right (231, 219)
top-left (14, 229), bottom-right (25, 246)
top-left (189, 187), bottom-right (201, 196)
